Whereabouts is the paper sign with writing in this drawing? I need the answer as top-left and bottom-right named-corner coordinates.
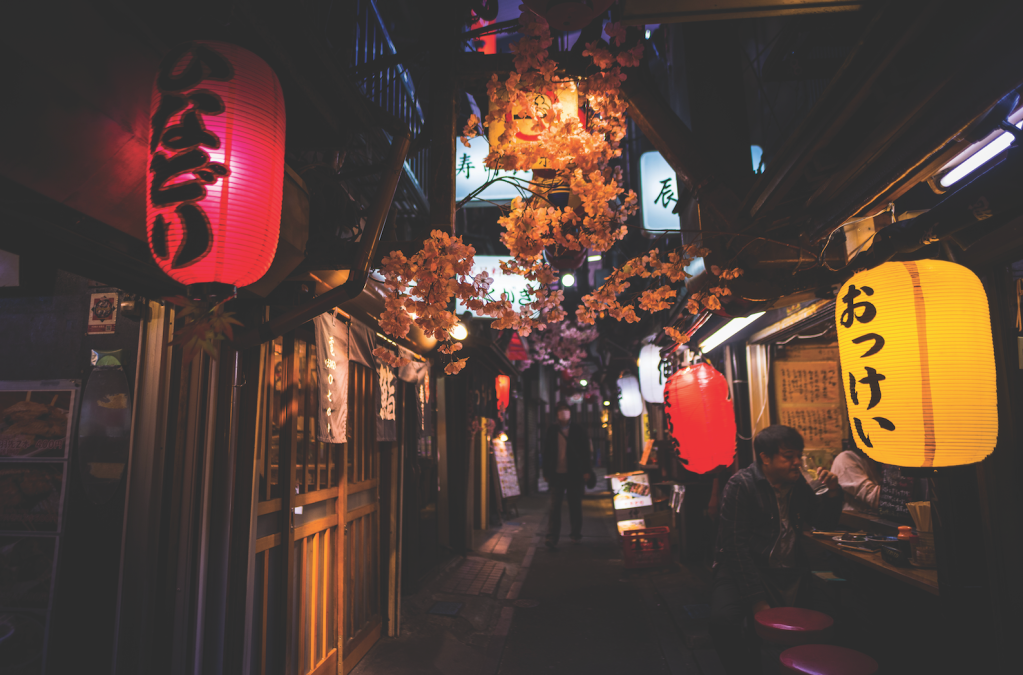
top-left (314, 314), bottom-right (349, 443)
top-left (774, 361), bottom-right (840, 405)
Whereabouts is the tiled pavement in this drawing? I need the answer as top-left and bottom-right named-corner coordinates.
top-left (438, 557), bottom-right (506, 596)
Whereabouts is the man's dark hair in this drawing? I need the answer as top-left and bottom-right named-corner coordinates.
top-left (555, 401), bottom-right (571, 412)
top-left (754, 425), bottom-right (804, 463)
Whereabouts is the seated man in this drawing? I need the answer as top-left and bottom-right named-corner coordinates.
top-left (830, 446), bottom-right (881, 514)
top-left (710, 425), bottom-right (843, 675)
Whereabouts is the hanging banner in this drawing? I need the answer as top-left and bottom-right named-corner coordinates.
top-left (377, 356), bottom-right (397, 443)
top-left (349, 321), bottom-right (376, 369)
top-left (313, 314), bottom-right (348, 443)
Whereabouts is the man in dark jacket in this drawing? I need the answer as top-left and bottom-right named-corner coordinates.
top-left (542, 402), bottom-right (593, 548)
top-left (711, 425), bottom-right (843, 674)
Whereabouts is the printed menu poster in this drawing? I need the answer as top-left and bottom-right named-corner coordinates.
top-left (610, 471), bottom-right (653, 510)
top-left (773, 359), bottom-right (845, 452)
top-left (492, 438), bottom-right (521, 498)
top-left (0, 389), bottom-right (74, 459)
top-left (0, 463), bottom-right (65, 532)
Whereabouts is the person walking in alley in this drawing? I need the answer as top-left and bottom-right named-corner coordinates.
top-left (710, 425), bottom-right (843, 674)
top-left (543, 402), bottom-right (594, 549)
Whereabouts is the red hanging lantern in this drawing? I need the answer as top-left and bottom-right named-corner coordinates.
top-left (664, 363), bottom-right (736, 474)
top-left (147, 41), bottom-right (286, 300)
top-left (495, 374), bottom-right (511, 412)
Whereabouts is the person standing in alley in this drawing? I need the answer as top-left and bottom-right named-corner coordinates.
top-left (710, 425), bottom-right (843, 674)
top-left (543, 402), bottom-right (593, 549)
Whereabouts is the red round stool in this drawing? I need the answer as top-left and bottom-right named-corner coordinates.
top-left (780, 645), bottom-right (878, 675)
top-left (754, 607), bottom-right (834, 646)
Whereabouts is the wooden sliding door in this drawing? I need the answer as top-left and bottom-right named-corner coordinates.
top-left (342, 361), bottom-right (381, 673)
top-left (250, 333), bottom-right (341, 675)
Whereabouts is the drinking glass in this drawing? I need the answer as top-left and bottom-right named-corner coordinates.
top-left (800, 464), bottom-right (829, 496)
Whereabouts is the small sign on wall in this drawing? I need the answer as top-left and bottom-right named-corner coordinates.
top-left (87, 293), bottom-right (118, 335)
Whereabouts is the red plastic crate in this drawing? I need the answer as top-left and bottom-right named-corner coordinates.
top-left (620, 526), bottom-right (671, 569)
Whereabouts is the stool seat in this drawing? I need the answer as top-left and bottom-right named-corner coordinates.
top-left (780, 644), bottom-right (878, 675)
top-left (754, 607), bottom-right (834, 646)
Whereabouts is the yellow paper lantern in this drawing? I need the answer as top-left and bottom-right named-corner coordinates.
top-left (488, 80), bottom-right (580, 170)
top-left (835, 260), bottom-right (997, 467)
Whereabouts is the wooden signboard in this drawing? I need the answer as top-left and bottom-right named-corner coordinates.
top-left (492, 438), bottom-right (521, 499)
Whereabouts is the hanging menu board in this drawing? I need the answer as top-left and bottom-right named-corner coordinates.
top-left (773, 349), bottom-right (845, 462)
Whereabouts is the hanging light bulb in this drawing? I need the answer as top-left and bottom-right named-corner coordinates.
top-left (561, 273), bottom-right (576, 287)
top-left (579, 378), bottom-right (588, 387)
top-left (451, 322), bottom-right (468, 340)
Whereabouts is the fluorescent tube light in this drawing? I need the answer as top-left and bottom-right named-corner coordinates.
top-left (587, 254), bottom-right (602, 262)
top-left (940, 120), bottom-right (1023, 188)
top-left (699, 312), bottom-right (766, 353)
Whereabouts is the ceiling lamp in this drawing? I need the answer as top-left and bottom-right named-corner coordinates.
top-left (638, 343), bottom-right (666, 403)
top-left (836, 260), bottom-right (997, 467)
top-left (147, 41), bottom-right (286, 301)
top-left (664, 363), bottom-right (736, 474)
top-left (451, 322), bottom-right (469, 340)
top-left (562, 273), bottom-right (576, 287)
top-left (617, 374), bottom-right (644, 418)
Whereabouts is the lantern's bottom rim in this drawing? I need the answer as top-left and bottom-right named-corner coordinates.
top-left (187, 282), bottom-right (237, 303)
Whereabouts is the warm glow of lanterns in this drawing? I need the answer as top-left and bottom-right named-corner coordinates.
top-left (638, 343), bottom-right (666, 404)
top-left (617, 374), bottom-right (643, 418)
top-left (451, 322), bottom-right (469, 340)
top-left (664, 363), bottom-right (736, 474)
top-left (836, 260), bottom-right (997, 467)
top-left (147, 41), bottom-right (286, 299)
top-left (487, 80), bottom-right (582, 170)
top-left (495, 374), bottom-right (511, 412)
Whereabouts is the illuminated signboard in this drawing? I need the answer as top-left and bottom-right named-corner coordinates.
top-left (639, 151), bottom-right (679, 231)
top-left (454, 255), bottom-right (533, 318)
top-left (455, 137), bottom-right (533, 204)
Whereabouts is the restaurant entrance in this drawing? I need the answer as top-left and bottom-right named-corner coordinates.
top-left (248, 330), bottom-right (382, 675)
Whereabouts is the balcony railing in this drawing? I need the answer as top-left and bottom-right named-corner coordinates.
top-left (309, 0), bottom-right (428, 199)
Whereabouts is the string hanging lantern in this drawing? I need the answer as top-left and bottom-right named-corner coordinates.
top-left (836, 260), bottom-right (997, 467)
top-left (495, 374), bottom-right (511, 412)
top-left (617, 374), bottom-right (644, 418)
top-left (638, 343), bottom-right (666, 403)
top-left (664, 363), bottom-right (736, 474)
top-left (147, 41), bottom-right (286, 300)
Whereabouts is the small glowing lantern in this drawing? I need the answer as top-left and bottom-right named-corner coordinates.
top-left (495, 374), bottom-right (511, 412)
top-left (664, 363), bottom-right (736, 474)
top-left (147, 41), bottom-right (286, 300)
top-left (836, 260), bottom-right (997, 467)
top-left (617, 374), bottom-right (644, 418)
top-left (488, 81), bottom-right (582, 170)
top-left (638, 344), bottom-right (666, 403)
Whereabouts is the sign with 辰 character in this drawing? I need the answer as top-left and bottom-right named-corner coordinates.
top-left (835, 260), bottom-right (997, 467)
top-left (639, 151), bottom-right (680, 231)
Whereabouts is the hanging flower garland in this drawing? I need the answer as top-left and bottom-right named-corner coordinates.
top-left (374, 9), bottom-right (740, 370)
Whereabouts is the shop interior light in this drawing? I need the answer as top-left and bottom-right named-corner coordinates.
top-left (940, 118), bottom-right (1023, 187)
top-left (603, 400), bottom-right (610, 407)
top-left (561, 273), bottom-right (575, 287)
top-left (579, 378), bottom-right (588, 387)
top-left (451, 322), bottom-right (469, 340)
top-left (498, 432), bottom-right (509, 442)
top-left (587, 254), bottom-right (602, 262)
top-left (699, 312), bottom-right (766, 353)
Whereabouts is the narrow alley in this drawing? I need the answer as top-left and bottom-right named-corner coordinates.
top-left (352, 480), bottom-right (725, 675)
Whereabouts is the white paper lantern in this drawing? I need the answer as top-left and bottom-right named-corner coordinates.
top-left (617, 374), bottom-right (644, 418)
top-left (638, 344), bottom-right (666, 403)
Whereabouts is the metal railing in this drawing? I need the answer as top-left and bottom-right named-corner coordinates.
top-left (312, 0), bottom-right (428, 197)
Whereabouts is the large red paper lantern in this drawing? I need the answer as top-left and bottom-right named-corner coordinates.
top-left (664, 363), bottom-right (736, 474)
top-left (147, 41), bottom-right (286, 300)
